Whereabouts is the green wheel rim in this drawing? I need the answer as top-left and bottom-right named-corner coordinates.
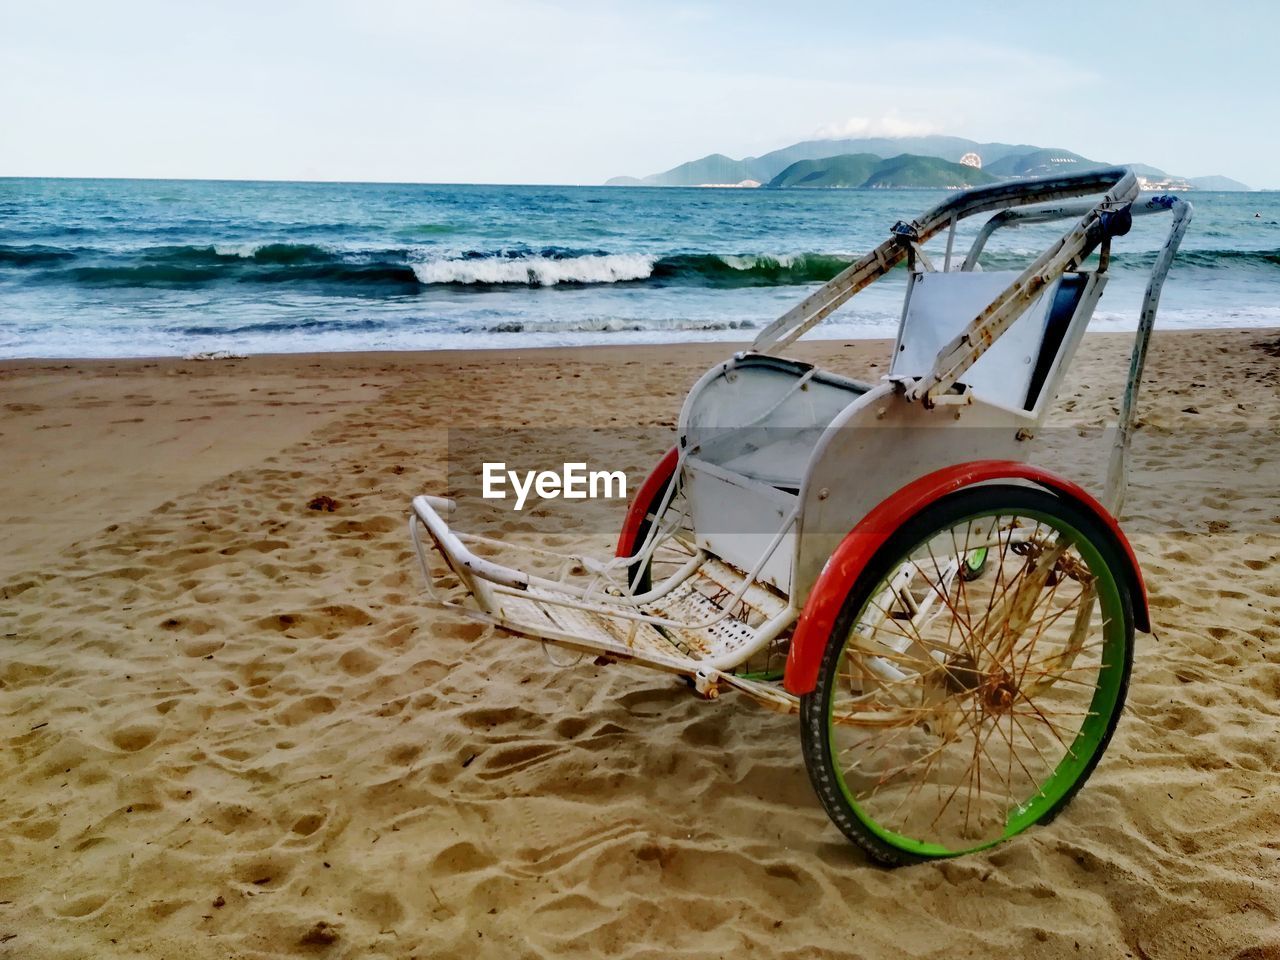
top-left (964, 546), bottom-right (988, 575)
top-left (737, 668), bottom-right (785, 682)
top-left (824, 506), bottom-right (1128, 859)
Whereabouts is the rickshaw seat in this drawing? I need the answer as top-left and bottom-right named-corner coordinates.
top-left (893, 269), bottom-right (1088, 413)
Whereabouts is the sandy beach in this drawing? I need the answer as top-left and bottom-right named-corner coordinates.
top-left (2, 329), bottom-right (1279, 959)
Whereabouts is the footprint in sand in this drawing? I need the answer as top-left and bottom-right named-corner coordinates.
top-left (48, 890), bottom-right (113, 919)
top-left (290, 812), bottom-right (327, 837)
top-left (430, 840), bottom-right (496, 874)
top-left (336, 647), bottom-right (382, 676)
top-left (179, 637), bottom-right (224, 658)
top-left (232, 852), bottom-right (296, 888)
top-left (276, 695), bottom-right (338, 727)
top-left (110, 723), bottom-right (159, 752)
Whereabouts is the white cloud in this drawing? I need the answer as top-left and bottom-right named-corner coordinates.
top-left (812, 114), bottom-right (942, 140)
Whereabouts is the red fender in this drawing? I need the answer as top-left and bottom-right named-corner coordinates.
top-left (616, 447), bottom-right (680, 557)
top-left (782, 460), bottom-right (1150, 696)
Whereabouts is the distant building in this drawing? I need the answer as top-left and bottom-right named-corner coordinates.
top-left (959, 152), bottom-right (982, 169)
top-left (1136, 174), bottom-right (1192, 192)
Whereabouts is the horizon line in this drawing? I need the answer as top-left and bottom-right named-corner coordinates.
top-left (0, 173), bottom-right (1272, 191)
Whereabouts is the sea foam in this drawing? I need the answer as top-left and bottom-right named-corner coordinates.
top-left (412, 253), bottom-right (657, 286)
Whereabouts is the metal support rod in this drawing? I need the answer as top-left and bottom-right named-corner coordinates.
top-left (1104, 198), bottom-right (1193, 515)
top-left (963, 194), bottom-right (1192, 270)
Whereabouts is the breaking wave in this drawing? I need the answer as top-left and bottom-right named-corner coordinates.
top-left (413, 252), bottom-right (657, 286)
top-left (479, 317), bottom-right (758, 334)
top-left (411, 251), bottom-right (855, 287)
top-left (6, 242), bottom-right (856, 290)
top-left (6, 240), bottom-right (1276, 294)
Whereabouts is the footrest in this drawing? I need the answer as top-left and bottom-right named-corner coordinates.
top-left (408, 494), bottom-right (795, 677)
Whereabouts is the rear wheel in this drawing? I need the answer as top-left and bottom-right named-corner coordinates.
top-left (800, 485), bottom-right (1133, 865)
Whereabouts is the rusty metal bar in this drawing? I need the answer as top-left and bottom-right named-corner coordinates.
top-left (905, 169), bottom-right (1140, 403)
top-left (751, 238), bottom-right (905, 354)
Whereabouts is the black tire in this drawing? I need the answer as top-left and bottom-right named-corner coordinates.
top-left (799, 484), bottom-right (1134, 866)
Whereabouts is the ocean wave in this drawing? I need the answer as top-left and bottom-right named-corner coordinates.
top-left (8, 240), bottom-right (1278, 294)
top-left (242, 263), bottom-right (420, 286)
top-left (412, 251), bottom-right (856, 287)
top-left (179, 317), bottom-right (388, 336)
top-left (480, 317), bottom-right (758, 334)
top-left (58, 260), bottom-right (420, 289)
top-left (980, 247), bottom-right (1280, 272)
top-left (1110, 247), bottom-right (1280, 271)
top-left (64, 263), bottom-right (229, 285)
top-left (396, 223), bottom-right (458, 237)
top-left (207, 242), bottom-right (339, 264)
top-left (1172, 248), bottom-right (1280, 270)
top-left (413, 253), bottom-right (657, 286)
top-left (37, 243), bottom-right (418, 290)
top-left (651, 252), bottom-right (854, 287)
top-left (0, 244), bottom-right (77, 266)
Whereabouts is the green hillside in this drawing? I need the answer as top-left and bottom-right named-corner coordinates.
top-left (982, 148), bottom-right (1096, 178)
top-left (767, 153), bottom-right (998, 190)
top-left (751, 135), bottom-right (1040, 172)
top-left (608, 135), bottom-right (1047, 186)
top-left (604, 152), bottom-right (766, 186)
top-left (860, 154), bottom-right (1000, 189)
top-left (766, 153), bottom-right (882, 188)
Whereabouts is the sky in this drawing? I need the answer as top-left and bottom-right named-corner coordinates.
top-left (1, 0), bottom-right (1275, 188)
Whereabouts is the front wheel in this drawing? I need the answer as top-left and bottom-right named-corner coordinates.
top-left (800, 485), bottom-right (1134, 865)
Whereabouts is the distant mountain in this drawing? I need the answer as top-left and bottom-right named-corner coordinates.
top-left (607, 135), bottom-right (1035, 187)
top-left (860, 155), bottom-right (999, 189)
top-left (606, 134), bottom-right (1248, 190)
top-left (769, 153), bottom-right (998, 190)
top-left (1121, 164), bottom-right (1249, 192)
top-left (1187, 175), bottom-right (1251, 191)
top-left (611, 153), bottom-right (769, 188)
top-left (767, 153), bottom-right (882, 188)
top-left (981, 148), bottom-right (1094, 179)
top-left (1122, 162), bottom-right (1170, 178)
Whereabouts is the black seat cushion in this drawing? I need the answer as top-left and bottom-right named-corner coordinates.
top-left (1024, 273), bottom-right (1088, 410)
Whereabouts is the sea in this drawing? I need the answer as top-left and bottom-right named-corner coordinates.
top-left (0, 178), bottom-right (1276, 359)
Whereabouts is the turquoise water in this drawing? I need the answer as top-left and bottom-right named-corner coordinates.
top-left (0, 178), bottom-right (1276, 358)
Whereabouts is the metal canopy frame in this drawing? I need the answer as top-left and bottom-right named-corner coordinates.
top-left (752, 167), bottom-right (1149, 400)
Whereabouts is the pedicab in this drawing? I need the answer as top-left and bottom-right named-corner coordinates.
top-left (409, 167), bottom-right (1192, 864)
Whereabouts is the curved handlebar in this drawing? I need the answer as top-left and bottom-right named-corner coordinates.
top-left (899, 166), bottom-right (1133, 242)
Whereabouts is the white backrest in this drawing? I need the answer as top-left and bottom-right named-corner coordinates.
top-left (891, 270), bottom-right (1052, 411)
